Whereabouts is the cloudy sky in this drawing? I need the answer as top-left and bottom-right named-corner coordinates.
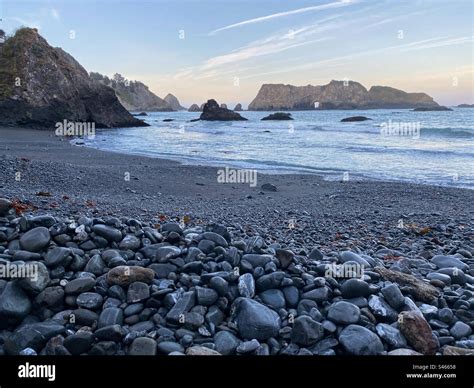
top-left (1, 0), bottom-right (473, 107)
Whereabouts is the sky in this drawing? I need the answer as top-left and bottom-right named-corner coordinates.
top-left (1, 0), bottom-right (473, 107)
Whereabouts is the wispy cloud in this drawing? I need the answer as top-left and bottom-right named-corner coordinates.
top-left (400, 36), bottom-right (474, 51)
top-left (177, 14), bottom-right (353, 78)
top-left (239, 35), bottom-right (473, 80)
top-left (208, 0), bottom-right (358, 35)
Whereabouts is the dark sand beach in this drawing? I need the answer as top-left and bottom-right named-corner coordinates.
top-left (1, 127), bottom-right (472, 243)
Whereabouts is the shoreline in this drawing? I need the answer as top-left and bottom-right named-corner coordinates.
top-left (1, 126), bottom-right (472, 224)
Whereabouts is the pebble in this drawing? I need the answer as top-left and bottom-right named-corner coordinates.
top-left (381, 283), bottom-right (405, 310)
top-left (157, 341), bottom-right (184, 354)
top-left (234, 298), bottom-right (280, 340)
top-left (196, 286), bottom-right (219, 306)
top-left (63, 332), bottom-right (94, 355)
top-left (301, 287), bottom-right (329, 303)
top-left (106, 266), bottom-right (155, 287)
top-left (119, 235), bottom-right (141, 250)
top-left (98, 307), bottom-right (124, 328)
top-left (127, 282), bottom-right (150, 303)
top-left (339, 324), bottom-right (384, 355)
top-left (8, 322), bottom-right (65, 353)
top-left (209, 276), bottom-right (229, 296)
top-left (327, 301), bottom-right (360, 324)
top-left (368, 295), bottom-right (398, 322)
top-left (259, 289), bottom-right (286, 310)
top-left (64, 277), bottom-right (96, 294)
top-left (19, 227), bottom-right (51, 252)
top-left (128, 337), bottom-right (157, 355)
top-left (19, 261), bottom-right (50, 293)
top-left (238, 273), bottom-right (255, 298)
top-left (214, 331), bottom-right (241, 355)
top-left (76, 292), bottom-right (103, 309)
top-left (431, 255), bottom-right (469, 271)
top-left (398, 311), bottom-right (439, 355)
top-left (45, 247), bottom-right (71, 267)
top-left (0, 281), bottom-right (32, 323)
top-left (450, 321), bottom-right (472, 340)
top-left (92, 224), bottom-right (122, 242)
top-left (237, 339), bottom-right (260, 354)
top-left (186, 346), bottom-right (221, 355)
top-left (0, 198), bottom-right (11, 216)
top-left (340, 251), bottom-right (370, 267)
top-left (291, 316), bottom-right (324, 346)
top-left (375, 323), bottom-right (407, 348)
top-left (341, 278), bottom-right (370, 298)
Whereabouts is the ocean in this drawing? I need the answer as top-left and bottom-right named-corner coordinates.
top-left (83, 108), bottom-right (474, 189)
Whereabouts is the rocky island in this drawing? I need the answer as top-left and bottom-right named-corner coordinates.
top-left (164, 93), bottom-right (186, 111)
top-left (248, 80), bottom-right (440, 111)
top-left (200, 99), bottom-right (247, 121)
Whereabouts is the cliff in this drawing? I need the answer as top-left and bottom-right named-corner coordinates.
top-left (248, 80), bottom-right (439, 110)
top-left (0, 28), bottom-right (147, 128)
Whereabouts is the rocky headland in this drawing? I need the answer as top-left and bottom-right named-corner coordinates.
top-left (90, 73), bottom-right (177, 112)
top-left (248, 80), bottom-right (440, 111)
top-left (0, 28), bottom-right (147, 128)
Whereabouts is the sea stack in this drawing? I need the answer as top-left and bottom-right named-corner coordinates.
top-left (188, 104), bottom-right (201, 112)
top-left (164, 93), bottom-right (186, 111)
top-left (200, 99), bottom-right (247, 121)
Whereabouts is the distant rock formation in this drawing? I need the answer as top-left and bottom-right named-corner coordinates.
top-left (456, 104), bottom-right (473, 108)
top-left (0, 28), bottom-right (147, 128)
top-left (412, 106), bottom-right (452, 111)
top-left (234, 103), bottom-right (242, 111)
top-left (261, 112), bottom-right (293, 121)
top-left (200, 99), bottom-right (247, 121)
top-left (91, 72), bottom-right (173, 112)
top-left (248, 80), bottom-right (439, 110)
top-left (188, 104), bottom-right (201, 112)
top-left (220, 103), bottom-right (227, 109)
top-left (341, 116), bottom-right (371, 122)
top-left (164, 93), bottom-right (185, 110)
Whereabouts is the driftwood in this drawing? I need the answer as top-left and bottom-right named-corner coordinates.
top-left (374, 266), bottom-right (440, 303)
